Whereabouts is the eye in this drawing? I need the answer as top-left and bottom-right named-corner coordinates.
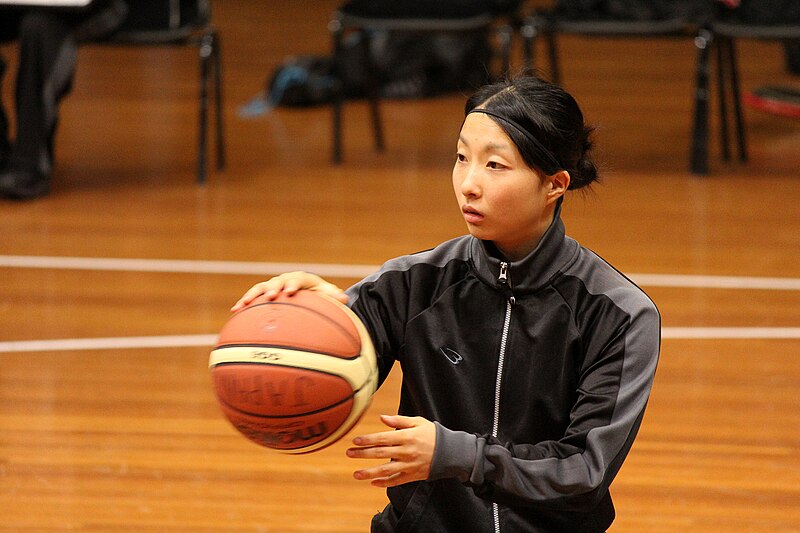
top-left (455, 152), bottom-right (467, 163)
top-left (487, 160), bottom-right (507, 170)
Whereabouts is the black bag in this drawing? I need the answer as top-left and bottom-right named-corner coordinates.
top-left (555, 0), bottom-right (712, 22)
top-left (116, 0), bottom-right (204, 32)
top-left (265, 29), bottom-right (492, 108)
top-left (368, 31), bottom-right (491, 98)
top-left (341, 0), bottom-right (521, 18)
top-left (718, 0), bottom-right (800, 25)
top-left (262, 0), bottom-right (511, 108)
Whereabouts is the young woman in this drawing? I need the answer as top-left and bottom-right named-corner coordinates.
top-left (232, 76), bottom-right (661, 532)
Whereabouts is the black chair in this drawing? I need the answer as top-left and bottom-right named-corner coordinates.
top-left (520, 11), bottom-right (694, 85)
top-left (690, 20), bottom-right (800, 175)
top-left (328, 1), bottom-right (521, 164)
top-left (521, 8), bottom-right (720, 174)
top-left (105, 0), bottom-right (225, 184)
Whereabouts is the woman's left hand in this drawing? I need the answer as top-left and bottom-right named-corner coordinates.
top-left (346, 414), bottom-right (436, 488)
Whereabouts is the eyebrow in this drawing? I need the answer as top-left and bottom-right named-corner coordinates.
top-left (458, 135), bottom-right (514, 154)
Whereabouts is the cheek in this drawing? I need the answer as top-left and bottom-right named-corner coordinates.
top-left (491, 184), bottom-right (531, 210)
top-left (491, 183), bottom-right (545, 222)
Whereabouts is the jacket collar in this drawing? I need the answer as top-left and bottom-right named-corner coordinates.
top-left (469, 204), bottom-right (579, 294)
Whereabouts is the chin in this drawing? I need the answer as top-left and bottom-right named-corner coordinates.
top-left (467, 227), bottom-right (492, 241)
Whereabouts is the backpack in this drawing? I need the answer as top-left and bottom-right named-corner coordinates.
top-left (555, 0), bottom-right (713, 22)
top-left (262, 31), bottom-right (492, 109)
top-left (718, 0), bottom-right (800, 24)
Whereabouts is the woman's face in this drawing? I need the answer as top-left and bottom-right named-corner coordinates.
top-left (453, 112), bottom-right (562, 261)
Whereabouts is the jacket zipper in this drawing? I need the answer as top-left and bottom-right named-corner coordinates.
top-left (493, 262), bottom-right (514, 533)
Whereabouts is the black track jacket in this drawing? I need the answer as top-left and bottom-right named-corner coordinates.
top-left (346, 210), bottom-right (661, 533)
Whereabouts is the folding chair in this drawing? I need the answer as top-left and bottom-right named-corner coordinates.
top-left (328, 1), bottom-right (521, 164)
top-left (520, 10), bottom-right (694, 85)
top-left (690, 19), bottom-right (800, 174)
top-left (106, 0), bottom-right (225, 184)
top-left (521, 8), bottom-right (706, 173)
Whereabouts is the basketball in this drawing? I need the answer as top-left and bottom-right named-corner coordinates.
top-left (209, 290), bottom-right (378, 453)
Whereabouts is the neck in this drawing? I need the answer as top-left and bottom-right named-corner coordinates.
top-left (496, 208), bottom-right (557, 262)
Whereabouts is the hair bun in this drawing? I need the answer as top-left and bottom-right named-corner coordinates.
top-left (570, 157), bottom-right (598, 190)
top-left (568, 127), bottom-right (598, 190)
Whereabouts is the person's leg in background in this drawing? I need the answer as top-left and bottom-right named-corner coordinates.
top-left (0, 14), bottom-right (21, 170)
top-left (0, 11), bottom-right (77, 200)
top-left (0, 55), bottom-right (10, 165)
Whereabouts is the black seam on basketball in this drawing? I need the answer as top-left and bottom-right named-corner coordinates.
top-left (238, 300), bottom-right (360, 348)
top-left (212, 361), bottom-right (366, 382)
top-left (213, 365), bottom-right (370, 398)
top-left (217, 385), bottom-right (365, 420)
top-left (213, 343), bottom-right (360, 360)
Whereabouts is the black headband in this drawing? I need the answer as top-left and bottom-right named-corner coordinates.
top-left (467, 108), bottom-right (563, 172)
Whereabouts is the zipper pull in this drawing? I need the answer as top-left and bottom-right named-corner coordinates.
top-left (498, 261), bottom-right (516, 306)
top-left (498, 261), bottom-right (509, 285)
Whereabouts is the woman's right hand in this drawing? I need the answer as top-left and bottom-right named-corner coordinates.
top-left (230, 271), bottom-right (348, 312)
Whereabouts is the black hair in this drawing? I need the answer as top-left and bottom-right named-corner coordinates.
top-left (464, 76), bottom-right (599, 190)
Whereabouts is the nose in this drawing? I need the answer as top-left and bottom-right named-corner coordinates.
top-left (458, 165), bottom-right (481, 198)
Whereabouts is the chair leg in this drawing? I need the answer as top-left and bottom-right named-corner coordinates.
top-left (497, 24), bottom-right (513, 78)
top-left (330, 20), bottom-right (345, 164)
top-left (716, 37), bottom-right (731, 162)
top-left (521, 21), bottom-right (536, 74)
top-left (198, 29), bottom-right (212, 185)
top-left (332, 86), bottom-right (344, 164)
top-left (545, 31), bottom-right (561, 85)
top-left (360, 32), bottom-right (384, 153)
top-left (211, 28), bottom-right (226, 171)
top-left (370, 97), bottom-right (384, 153)
top-left (690, 28), bottom-right (713, 175)
top-left (726, 37), bottom-right (747, 162)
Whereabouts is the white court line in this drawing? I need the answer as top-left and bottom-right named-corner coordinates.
top-left (0, 255), bottom-right (379, 279)
top-left (0, 335), bottom-right (218, 354)
top-left (661, 327), bottom-right (800, 339)
top-left (1, 255), bottom-right (798, 353)
top-left (1, 254), bottom-right (800, 290)
top-left (629, 273), bottom-right (800, 291)
top-left (0, 328), bottom-right (799, 353)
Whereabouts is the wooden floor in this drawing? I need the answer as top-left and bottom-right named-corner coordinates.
top-left (2, 1), bottom-right (800, 531)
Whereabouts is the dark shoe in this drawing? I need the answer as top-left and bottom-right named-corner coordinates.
top-left (0, 143), bottom-right (9, 169)
top-left (0, 163), bottom-right (50, 200)
top-left (0, 133), bottom-right (8, 171)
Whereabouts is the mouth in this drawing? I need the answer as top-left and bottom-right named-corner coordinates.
top-left (461, 205), bottom-right (484, 224)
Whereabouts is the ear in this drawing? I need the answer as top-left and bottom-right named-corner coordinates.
top-left (545, 170), bottom-right (570, 204)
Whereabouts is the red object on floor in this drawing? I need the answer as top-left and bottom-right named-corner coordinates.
top-left (744, 86), bottom-right (800, 119)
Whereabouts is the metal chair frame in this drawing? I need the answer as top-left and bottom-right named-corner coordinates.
top-left (328, 8), bottom-right (516, 164)
top-left (105, 0), bottom-right (225, 184)
top-left (690, 21), bottom-right (800, 175)
top-left (522, 12), bottom-right (709, 172)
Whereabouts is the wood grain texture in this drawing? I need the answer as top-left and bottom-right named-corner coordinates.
top-left (1, 1), bottom-right (799, 531)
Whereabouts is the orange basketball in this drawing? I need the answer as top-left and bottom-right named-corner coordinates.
top-left (209, 290), bottom-right (377, 453)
